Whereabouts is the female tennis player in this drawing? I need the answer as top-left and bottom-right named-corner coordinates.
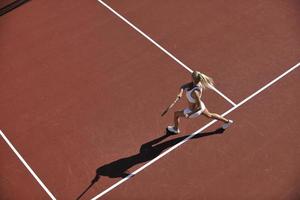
top-left (166, 71), bottom-right (233, 134)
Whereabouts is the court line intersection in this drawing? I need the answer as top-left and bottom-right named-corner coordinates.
top-left (96, 0), bottom-right (237, 107)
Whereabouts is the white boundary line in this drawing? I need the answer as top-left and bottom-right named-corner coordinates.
top-left (0, 130), bottom-right (56, 200)
top-left (91, 62), bottom-right (299, 200)
top-left (96, 0), bottom-right (237, 107)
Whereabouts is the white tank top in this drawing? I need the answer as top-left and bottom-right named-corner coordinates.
top-left (185, 85), bottom-right (202, 103)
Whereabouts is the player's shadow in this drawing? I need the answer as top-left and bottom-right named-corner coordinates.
top-left (76, 128), bottom-right (225, 200)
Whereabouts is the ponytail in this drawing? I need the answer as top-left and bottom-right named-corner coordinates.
top-left (199, 73), bottom-right (214, 89)
top-left (192, 71), bottom-right (214, 89)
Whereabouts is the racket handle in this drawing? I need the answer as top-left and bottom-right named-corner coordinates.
top-left (161, 110), bottom-right (168, 117)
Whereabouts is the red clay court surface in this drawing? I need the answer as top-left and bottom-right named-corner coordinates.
top-left (1, 1), bottom-right (300, 200)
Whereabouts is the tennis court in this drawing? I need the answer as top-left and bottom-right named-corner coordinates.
top-left (1, 1), bottom-right (299, 199)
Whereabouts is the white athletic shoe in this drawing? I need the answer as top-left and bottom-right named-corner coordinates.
top-left (167, 126), bottom-right (180, 134)
top-left (222, 120), bottom-right (234, 129)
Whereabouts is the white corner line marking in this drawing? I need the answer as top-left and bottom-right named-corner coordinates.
top-left (0, 130), bottom-right (57, 200)
top-left (96, 0), bottom-right (236, 107)
top-left (91, 62), bottom-right (299, 200)
top-left (211, 86), bottom-right (237, 106)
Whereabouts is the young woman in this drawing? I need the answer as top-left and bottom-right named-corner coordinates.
top-left (167, 71), bottom-right (233, 134)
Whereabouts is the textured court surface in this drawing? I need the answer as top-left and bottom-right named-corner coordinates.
top-left (1, 1), bottom-right (299, 200)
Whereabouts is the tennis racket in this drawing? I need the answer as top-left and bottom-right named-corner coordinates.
top-left (161, 96), bottom-right (180, 117)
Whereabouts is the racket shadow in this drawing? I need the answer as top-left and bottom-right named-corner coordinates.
top-left (76, 127), bottom-right (225, 199)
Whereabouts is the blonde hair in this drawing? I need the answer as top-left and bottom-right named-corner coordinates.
top-left (192, 71), bottom-right (214, 89)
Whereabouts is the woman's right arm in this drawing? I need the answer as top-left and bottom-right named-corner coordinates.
top-left (177, 88), bottom-right (184, 99)
top-left (178, 82), bottom-right (189, 99)
top-left (179, 82), bottom-right (192, 94)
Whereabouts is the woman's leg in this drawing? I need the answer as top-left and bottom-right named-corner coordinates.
top-left (202, 108), bottom-right (229, 123)
top-left (174, 110), bottom-right (186, 130)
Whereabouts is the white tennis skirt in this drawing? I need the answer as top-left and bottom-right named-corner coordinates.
top-left (183, 101), bottom-right (206, 119)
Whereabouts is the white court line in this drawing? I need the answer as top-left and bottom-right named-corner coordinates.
top-left (0, 130), bottom-right (56, 200)
top-left (96, 0), bottom-right (237, 107)
top-left (91, 62), bottom-right (299, 200)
